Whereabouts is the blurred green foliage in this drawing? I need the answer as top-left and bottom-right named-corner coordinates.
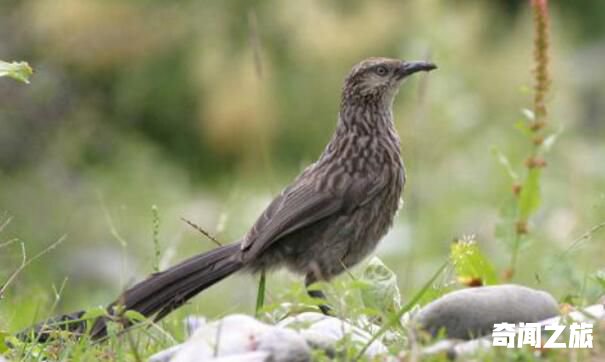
top-left (1, 0), bottom-right (604, 338)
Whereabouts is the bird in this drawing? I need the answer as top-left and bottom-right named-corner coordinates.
top-left (23, 57), bottom-right (436, 341)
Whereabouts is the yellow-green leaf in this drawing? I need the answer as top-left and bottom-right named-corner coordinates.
top-left (0, 60), bottom-right (33, 84)
top-left (0, 330), bottom-right (9, 353)
top-left (491, 147), bottom-right (519, 181)
top-left (450, 238), bottom-right (498, 286)
top-left (518, 168), bottom-right (542, 219)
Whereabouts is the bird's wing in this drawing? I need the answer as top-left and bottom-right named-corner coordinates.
top-left (240, 167), bottom-right (389, 259)
top-left (240, 179), bottom-right (342, 258)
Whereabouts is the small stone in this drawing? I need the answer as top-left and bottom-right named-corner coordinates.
top-left (420, 302), bottom-right (605, 359)
top-left (151, 314), bottom-right (310, 362)
top-left (414, 284), bottom-right (559, 339)
top-left (149, 345), bottom-right (183, 362)
top-left (279, 312), bottom-right (387, 357)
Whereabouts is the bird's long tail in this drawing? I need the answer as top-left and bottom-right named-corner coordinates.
top-left (20, 243), bottom-right (243, 341)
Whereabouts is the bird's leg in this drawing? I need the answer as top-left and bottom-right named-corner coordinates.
top-left (304, 272), bottom-right (333, 315)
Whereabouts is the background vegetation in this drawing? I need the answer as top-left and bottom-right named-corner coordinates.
top-left (1, 0), bottom-right (604, 359)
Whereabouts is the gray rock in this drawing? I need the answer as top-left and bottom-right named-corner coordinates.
top-left (205, 352), bottom-right (271, 362)
top-left (539, 302), bottom-right (604, 326)
top-left (414, 284), bottom-right (559, 339)
top-left (420, 302), bottom-right (604, 360)
top-left (279, 312), bottom-right (388, 358)
top-left (149, 314), bottom-right (310, 362)
top-left (149, 345), bottom-right (182, 362)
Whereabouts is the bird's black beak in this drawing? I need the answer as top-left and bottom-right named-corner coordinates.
top-left (397, 60), bottom-right (437, 79)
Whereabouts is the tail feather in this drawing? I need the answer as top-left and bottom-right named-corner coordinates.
top-left (21, 243), bottom-right (242, 342)
top-left (119, 243), bottom-right (241, 315)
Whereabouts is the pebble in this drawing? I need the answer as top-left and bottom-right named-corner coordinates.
top-left (420, 302), bottom-right (604, 359)
top-left (150, 312), bottom-right (387, 361)
top-left (414, 284), bottom-right (559, 339)
top-left (150, 314), bottom-right (310, 362)
top-left (279, 312), bottom-right (387, 358)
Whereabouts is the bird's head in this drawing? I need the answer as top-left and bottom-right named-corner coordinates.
top-left (342, 57), bottom-right (437, 107)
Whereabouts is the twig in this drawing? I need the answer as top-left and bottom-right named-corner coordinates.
top-left (0, 238), bottom-right (18, 249)
top-left (339, 259), bottom-right (356, 280)
top-left (248, 9), bottom-right (263, 79)
top-left (181, 217), bottom-right (222, 247)
top-left (51, 277), bottom-right (69, 306)
top-left (560, 221), bottom-right (605, 257)
top-left (152, 205), bottom-right (161, 273)
top-left (98, 193), bottom-right (128, 248)
top-left (45, 277), bottom-right (70, 329)
top-left (0, 235), bottom-right (67, 298)
top-left (0, 215), bottom-right (12, 233)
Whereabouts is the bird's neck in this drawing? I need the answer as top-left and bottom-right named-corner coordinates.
top-left (336, 101), bottom-right (397, 139)
top-left (318, 101), bottom-right (401, 164)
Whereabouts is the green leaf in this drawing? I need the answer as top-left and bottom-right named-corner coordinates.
top-left (491, 147), bottom-right (518, 181)
top-left (593, 269), bottom-right (605, 291)
top-left (124, 310), bottom-right (147, 323)
top-left (514, 120), bottom-right (532, 136)
top-left (359, 257), bottom-right (401, 315)
top-left (518, 168), bottom-right (542, 219)
top-left (80, 306), bottom-right (107, 321)
top-left (0, 60), bottom-right (33, 84)
top-left (450, 237), bottom-right (498, 285)
top-left (0, 330), bottom-right (9, 353)
top-left (80, 306), bottom-right (108, 334)
top-left (539, 126), bottom-right (563, 154)
top-left (255, 271), bottom-right (266, 318)
top-left (521, 108), bottom-right (535, 121)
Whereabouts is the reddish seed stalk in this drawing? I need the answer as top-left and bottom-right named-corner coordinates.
top-left (532, 0), bottom-right (550, 129)
top-left (508, 0), bottom-right (551, 278)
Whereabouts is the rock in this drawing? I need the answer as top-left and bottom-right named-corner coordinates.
top-left (539, 303), bottom-right (604, 326)
top-left (149, 345), bottom-right (183, 362)
top-left (420, 301), bottom-right (605, 360)
top-left (150, 312), bottom-right (389, 361)
top-left (421, 338), bottom-right (492, 360)
top-left (201, 352), bottom-right (271, 362)
top-left (150, 314), bottom-right (310, 362)
top-left (414, 284), bottom-right (559, 339)
top-left (279, 312), bottom-right (388, 358)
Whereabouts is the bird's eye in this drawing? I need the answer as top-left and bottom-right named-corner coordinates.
top-left (375, 66), bottom-right (388, 76)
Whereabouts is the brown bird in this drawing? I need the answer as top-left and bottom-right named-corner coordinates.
top-left (24, 57), bottom-right (436, 341)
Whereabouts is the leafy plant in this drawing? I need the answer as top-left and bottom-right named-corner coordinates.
top-left (359, 257), bottom-right (402, 316)
top-left (450, 236), bottom-right (498, 286)
top-left (496, 0), bottom-right (555, 279)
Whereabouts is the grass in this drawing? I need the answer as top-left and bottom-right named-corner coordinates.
top-left (1, 241), bottom-right (603, 361)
